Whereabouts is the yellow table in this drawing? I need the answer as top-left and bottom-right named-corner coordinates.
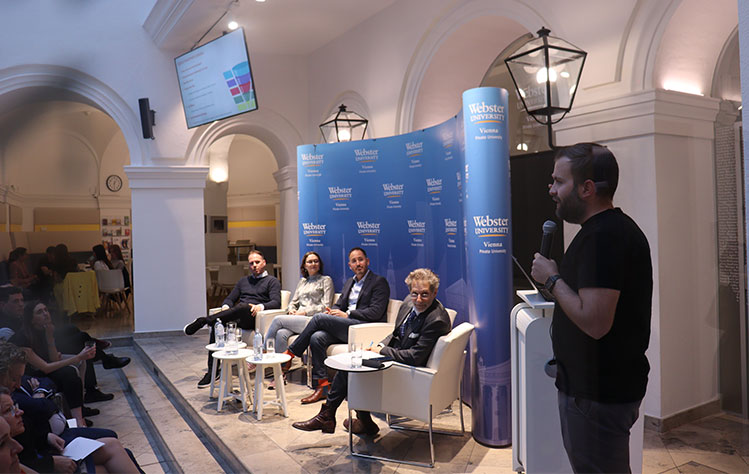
top-left (54, 271), bottom-right (101, 315)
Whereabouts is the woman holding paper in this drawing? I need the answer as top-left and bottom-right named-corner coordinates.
top-left (0, 389), bottom-right (140, 473)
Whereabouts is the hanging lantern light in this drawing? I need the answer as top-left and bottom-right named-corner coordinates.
top-left (505, 27), bottom-right (586, 148)
top-left (319, 104), bottom-right (368, 143)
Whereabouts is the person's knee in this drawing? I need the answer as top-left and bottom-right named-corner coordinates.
top-left (309, 331), bottom-right (327, 348)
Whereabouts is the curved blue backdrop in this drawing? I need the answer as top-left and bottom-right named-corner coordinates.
top-left (297, 87), bottom-right (511, 446)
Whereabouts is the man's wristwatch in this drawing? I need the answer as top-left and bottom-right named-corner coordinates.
top-left (544, 274), bottom-right (562, 292)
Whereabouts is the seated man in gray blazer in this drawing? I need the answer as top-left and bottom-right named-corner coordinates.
top-left (291, 267), bottom-right (451, 434)
top-left (282, 247), bottom-right (389, 404)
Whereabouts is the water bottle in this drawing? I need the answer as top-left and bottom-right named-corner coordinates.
top-left (215, 319), bottom-right (225, 348)
top-left (253, 331), bottom-right (263, 361)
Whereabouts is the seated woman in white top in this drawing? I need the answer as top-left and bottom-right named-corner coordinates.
top-left (264, 251), bottom-right (335, 355)
top-left (91, 245), bottom-right (112, 271)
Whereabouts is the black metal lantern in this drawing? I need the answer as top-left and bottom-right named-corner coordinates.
top-left (504, 27), bottom-right (586, 148)
top-left (319, 104), bottom-right (368, 143)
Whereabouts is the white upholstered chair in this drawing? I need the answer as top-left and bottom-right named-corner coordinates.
top-left (209, 289), bottom-right (292, 340)
top-left (346, 321), bottom-right (474, 468)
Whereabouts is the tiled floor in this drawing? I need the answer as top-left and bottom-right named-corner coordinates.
top-left (129, 333), bottom-right (749, 473)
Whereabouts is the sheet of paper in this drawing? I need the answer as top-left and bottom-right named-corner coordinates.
top-left (63, 437), bottom-right (104, 461)
top-left (66, 419), bottom-right (77, 429)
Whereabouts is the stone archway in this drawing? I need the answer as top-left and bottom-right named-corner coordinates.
top-left (184, 107), bottom-right (304, 290)
top-left (0, 64), bottom-right (146, 166)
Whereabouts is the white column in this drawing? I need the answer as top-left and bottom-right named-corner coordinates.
top-left (273, 165), bottom-right (298, 291)
top-left (124, 166), bottom-right (209, 333)
top-left (21, 207), bottom-right (33, 232)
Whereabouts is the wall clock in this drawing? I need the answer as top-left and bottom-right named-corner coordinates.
top-left (106, 174), bottom-right (123, 192)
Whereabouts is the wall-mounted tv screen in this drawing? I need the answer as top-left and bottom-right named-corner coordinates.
top-left (175, 27), bottom-right (257, 129)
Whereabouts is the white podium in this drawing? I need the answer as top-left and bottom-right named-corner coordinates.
top-left (510, 290), bottom-right (643, 473)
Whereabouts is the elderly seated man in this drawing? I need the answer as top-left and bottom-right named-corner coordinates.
top-left (184, 249), bottom-right (281, 388)
top-left (292, 268), bottom-right (451, 434)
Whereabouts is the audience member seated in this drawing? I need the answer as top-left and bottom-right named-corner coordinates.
top-left (0, 287), bottom-right (24, 341)
top-left (0, 417), bottom-right (26, 474)
top-left (4, 289), bottom-right (129, 404)
top-left (108, 244), bottom-right (131, 295)
top-left (10, 301), bottom-right (96, 427)
top-left (282, 247), bottom-right (389, 404)
top-left (8, 249), bottom-right (36, 291)
top-left (183, 249), bottom-right (281, 388)
top-left (91, 245), bottom-right (112, 271)
top-left (51, 245), bottom-right (77, 282)
top-left (0, 388), bottom-right (141, 473)
top-left (292, 268), bottom-right (451, 434)
top-left (32, 247), bottom-right (56, 304)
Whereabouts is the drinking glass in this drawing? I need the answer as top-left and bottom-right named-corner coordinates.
top-left (350, 342), bottom-right (362, 368)
top-left (235, 328), bottom-right (242, 345)
top-left (266, 338), bottom-right (275, 354)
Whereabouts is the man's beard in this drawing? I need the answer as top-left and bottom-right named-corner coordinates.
top-left (555, 192), bottom-right (586, 224)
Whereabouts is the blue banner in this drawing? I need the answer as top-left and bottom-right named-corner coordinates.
top-left (462, 87), bottom-right (512, 446)
top-left (298, 87), bottom-right (511, 447)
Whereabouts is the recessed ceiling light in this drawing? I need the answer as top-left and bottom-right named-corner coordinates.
top-left (227, 20), bottom-right (239, 30)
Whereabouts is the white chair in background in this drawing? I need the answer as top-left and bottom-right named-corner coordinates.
top-left (346, 321), bottom-right (474, 468)
top-left (95, 269), bottom-right (130, 317)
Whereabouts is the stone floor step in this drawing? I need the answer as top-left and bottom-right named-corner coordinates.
top-left (121, 344), bottom-right (226, 473)
top-left (131, 335), bottom-right (249, 473)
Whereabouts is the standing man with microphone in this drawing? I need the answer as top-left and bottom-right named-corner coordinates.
top-left (531, 143), bottom-right (652, 473)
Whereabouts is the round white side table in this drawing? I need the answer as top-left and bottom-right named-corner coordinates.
top-left (247, 352), bottom-right (291, 420)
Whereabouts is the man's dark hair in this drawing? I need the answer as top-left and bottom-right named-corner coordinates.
top-left (348, 247), bottom-right (367, 259)
top-left (555, 142), bottom-right (619, 200)
top-left (0, 287), bottom-right (21, 304)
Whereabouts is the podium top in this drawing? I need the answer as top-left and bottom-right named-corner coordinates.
top-left (517, 290), bottom-right (555, 309)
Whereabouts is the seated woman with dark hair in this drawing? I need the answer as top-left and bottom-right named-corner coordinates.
top-left (91, 245), bottom-right (112, 271)
top-left (9, 301), bottom-right (95, 427)
top-left (51, 245), bottom-right (77, 281)
top-left (107, 244), bottom-right (131, 295)
top-left (8, 249), bottom-right (36, 290)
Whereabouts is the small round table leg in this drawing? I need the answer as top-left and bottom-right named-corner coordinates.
top-left (274, 364), bottom-right (288, 417)
top-left (209, 356), bottom-right (219, 398)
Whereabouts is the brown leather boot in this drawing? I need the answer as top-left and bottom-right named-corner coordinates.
top-left (343, 411), bottom-right (380, 436)
top-left (301, 380), bottom-right (329, 404)
top-left (292, 403), bottom-right (336, 433)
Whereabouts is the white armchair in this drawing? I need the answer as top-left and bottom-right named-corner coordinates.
top-left (346, 321), bottom-right (474, 468)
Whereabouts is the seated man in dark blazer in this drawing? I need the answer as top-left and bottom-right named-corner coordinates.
top-left (282, 247), bottom-right (389, 404)
top-left (292, 267), bottom-right (451, 434)
top-left (183, 249), bottom-right (281, 388)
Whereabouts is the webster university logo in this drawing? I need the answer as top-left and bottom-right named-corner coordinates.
top-left (407, 220), bottom-right (425, 235)
top-left (302, 222), bottom-right (326, 237)
top-left (472, 215), bottom-right (509, 237)
top-left (444, 218), bottom-right (457, 235)
top-left (354, 148), bottom-right (378, 163)
top-left (301, 152), bottom-right (324, 167)
top-left (328, 186), bottom-right (352, 201)
top-left (405, 141), bottom-right (423, 157)
top-left (356, 221), bottom-right (381, 236)
top-left (467, 101), bottom-right (505, 124)
top-left (382, 183), bottom-right (404, 198)
top-left (426, 178), bottom-right (443, 194)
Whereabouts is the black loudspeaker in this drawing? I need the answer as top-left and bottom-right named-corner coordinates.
top-left (138, 98), bottom-right (156, 139)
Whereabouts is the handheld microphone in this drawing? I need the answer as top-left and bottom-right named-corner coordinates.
top-left (539, 220), bottom-right (557, 258)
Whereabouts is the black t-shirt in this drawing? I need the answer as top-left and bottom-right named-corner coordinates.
top-left (552, 208), bottom-right (653, 403)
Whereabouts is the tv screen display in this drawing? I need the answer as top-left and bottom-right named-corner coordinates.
top-left (175, 28), bottom-right (257, 129)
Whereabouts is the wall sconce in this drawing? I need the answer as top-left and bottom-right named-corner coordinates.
top-left (319, 104), bottom-right (368, 143)
top-left (505, 27), bottom-right (586, 148)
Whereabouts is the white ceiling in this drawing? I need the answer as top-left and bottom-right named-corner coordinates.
top-left (155, 0), bottom-right (397, 55)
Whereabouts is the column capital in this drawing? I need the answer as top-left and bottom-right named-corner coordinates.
top-left (124, 166), bottom-right (209, 189)
top-left (273, 166), bottom-right (298, 192)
